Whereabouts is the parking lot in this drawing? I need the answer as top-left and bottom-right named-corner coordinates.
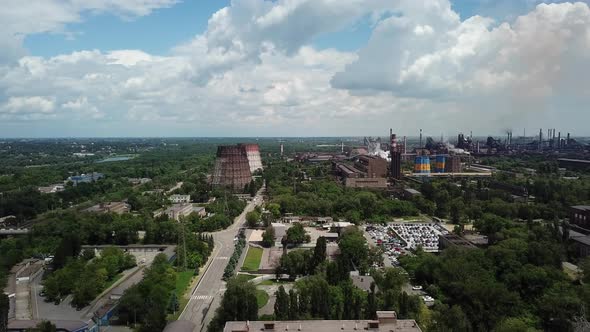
top-left (365, 223), bottom-right (448, 266)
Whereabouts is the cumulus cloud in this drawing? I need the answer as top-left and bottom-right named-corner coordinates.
top-left (331, 1), bottom-right (590, 129)
top-left (0, 96), bottom-right (56, 121)
top-left (1, 0), bottom-right (590, 136)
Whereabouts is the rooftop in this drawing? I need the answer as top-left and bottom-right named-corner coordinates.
top-left (8, 319), bottom-right (87, 332)
top-left (224, 318), bottom-right (421, 332)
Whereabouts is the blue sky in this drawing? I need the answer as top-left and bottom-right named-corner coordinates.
top-left (2, 0), bottom-right (590, 137)
top-left (24, 1), bottom-right (230, 57)
top-left (23, 1), bottom-right (509, 57)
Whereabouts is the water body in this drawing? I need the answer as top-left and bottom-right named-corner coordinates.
top-left (96, 156), bottom-right (135, 163)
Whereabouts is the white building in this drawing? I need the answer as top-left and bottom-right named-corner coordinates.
top-left (37, 184), bottom-right (65, 194)
top-left (169, 194), bottom-right (191, 204)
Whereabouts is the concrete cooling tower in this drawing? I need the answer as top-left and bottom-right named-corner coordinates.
top-left (211, 145), bottom-right (253, 190)
top-left (240, 143), bottom-right (263, 173)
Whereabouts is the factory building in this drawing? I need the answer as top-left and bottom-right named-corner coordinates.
top-left (355, 155), bottom-right (388, 178)
top-left (558, 158), bottom-right (590, 171)
top-left (211, 145), bottom-right (253, 191)
top-left (445, 155), bottom-right (463, 173)
top-left (239, 143), bottom-right (263, 173)
top-left (333, 154), bottom-right (388, 189)
top-left (571, 206), bottom-right (590, 231)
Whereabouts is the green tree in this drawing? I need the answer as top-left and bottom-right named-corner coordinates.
top-left (168, 293), bottom-right (180, 314)
top-left (494, 317), bottom-right (539, 332)
top-left (310, 236), bottom-right (327, 273)
top-left (246, 211), bottom-right (260, 228)
top-left (208, 277), bottom-right (258, 332)
top-left (365, 282), bottom-right (377, 319)
top-left (0, 293), bottom-right (8, 332)
top-left (262, 226), bottom-right (275, 248)
top-left (31, 321), bottom-right (57, 332)
top-left (275, 286), bottom-right (289, 320)
top-left (286, 223), bottom-right (310, 245)
top-left (288, 289), bottom-right (299, 320)
top-left (338, 227), bottom-right (368, 272)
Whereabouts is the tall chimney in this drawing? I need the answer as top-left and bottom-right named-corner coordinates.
top-left (419, 129), bottom-right (423, 149)
top-left (403, 136), bottom-right (407, 154)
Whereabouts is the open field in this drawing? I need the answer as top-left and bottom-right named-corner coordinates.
top-left (242, 247), bottom-right (263, 271)
top-left (256, 289), bottom-right (269, 309)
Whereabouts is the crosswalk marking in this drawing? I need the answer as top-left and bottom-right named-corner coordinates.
top-left (191, 295), bottom-right (212, 300)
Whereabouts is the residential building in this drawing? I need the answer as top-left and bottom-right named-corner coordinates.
top-left (37, 184), bottom-right (65, 194)
top-left (7, 320), bottom-right (88, 332)
top-left (345, 177), bottom-right (388, 189)
top-left (84, 202), bottom-right (131, 214)
top-left (169, 194), bottom-right (191, 204)
top-left (128, 177), bottom-right (152, 185)
top-left (571, 206), bottom-right (590, 230)
top-left (156, 204), bottom-right (195, 221)
top-left (67, 172), bottom-right (104, 185)
top-left (224, 311), bottom-right (421, 332)
top-left (403, 188), bottom-right (421, 199)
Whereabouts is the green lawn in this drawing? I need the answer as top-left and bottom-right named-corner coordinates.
top-left (103, 273), bottom-right (123, 290)
top-left (258, 279), bottom-right (291, 286)
top-left (235, 274), bottom-right (257, 282)
top-left (175, 269), bottom-right (195, 298)
top-left (241, 247), bottom-right (263, 272)
top-left (256, 289), bottom-right (269, 309)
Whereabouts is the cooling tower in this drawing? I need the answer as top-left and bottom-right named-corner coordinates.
top-left (211, 145), bottom-right (253, 190)
top-left (239, 143), bottom-right (263, 173)
top-left (414, 156), bottom-right (431, 174)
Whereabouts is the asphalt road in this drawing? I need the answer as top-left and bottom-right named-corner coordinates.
top-left (179, 191), bottom-right (263, 331)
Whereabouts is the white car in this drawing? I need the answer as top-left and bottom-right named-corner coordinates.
top-left (422, 296), bottom-right (434, 302)
top-left (412, 285), bottom-right (423, 291)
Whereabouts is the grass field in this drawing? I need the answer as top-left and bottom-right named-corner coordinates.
top-left (104, 273), bottom-right (124, 290)
top-left (258, 279), bottom-right (291, 286)
top-left (168, 269), bottom-right (196, 320)
top-left (241, 247), bottom-right (263, 271)
top-left (175, 270), bottom-right (195, 298)
top-left (236, 274), bottom-right (257, 282)
top-left (256, 289), bottom-right (269, 308)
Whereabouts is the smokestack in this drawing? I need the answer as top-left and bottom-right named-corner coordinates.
top-left (341, 141), bottom-right (344, 153)
top-left (403, 136), bottom-right (407, 154)
top-left (558, 132), bottom-right (561, 149)
top-left (419, 129), bottom-right (423, 149)
top-left (567, 133), bottom-right (571, 145)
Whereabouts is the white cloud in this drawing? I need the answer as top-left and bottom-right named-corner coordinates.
top-left (1, 0), bottom-right (590, 136)
top-left (331, 1), bottom-right (590, 129)
top-left (0, 0), bottom-right (177, 63)
top-left (1, 96), bottom-right (55, 118)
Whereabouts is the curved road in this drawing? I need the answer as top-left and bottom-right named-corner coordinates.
top-left (179, 190), bottom-right (263, 331)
